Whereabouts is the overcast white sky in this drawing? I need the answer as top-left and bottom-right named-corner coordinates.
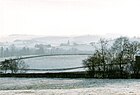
top-left (0, 0), bottom-right (140, 37)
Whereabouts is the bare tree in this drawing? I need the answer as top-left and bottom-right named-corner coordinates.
top-left (0, 59), bottom-right (29, 74)
top-left (111, 37), bottom-right (130, 77)
top-left (83, 39), bottom-right (109, 78)
top-left (0, 60), bottom-right (9, 73)
top-left (83, 50), bottom-right (102, 77)
top-left (99, 39), bottom-right (108, 78)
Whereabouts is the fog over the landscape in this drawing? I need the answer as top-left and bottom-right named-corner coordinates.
top-left (1, 1), bottom-right (140, 95)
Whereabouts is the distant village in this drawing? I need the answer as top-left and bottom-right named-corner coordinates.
top-left (0, 40), bottom-right (95, 58)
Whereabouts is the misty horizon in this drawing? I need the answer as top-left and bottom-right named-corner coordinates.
top-left (1, 33), bottom-right (140, 42)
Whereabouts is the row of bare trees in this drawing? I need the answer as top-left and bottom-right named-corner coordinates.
top-left (83, 37), bottom-right (140, 78)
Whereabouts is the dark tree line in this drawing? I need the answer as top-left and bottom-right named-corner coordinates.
top-left (83, 37), bottom-right (140, 78)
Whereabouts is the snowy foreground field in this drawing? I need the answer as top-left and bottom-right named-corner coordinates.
top-left (0, 78), bottom-right (140, 95)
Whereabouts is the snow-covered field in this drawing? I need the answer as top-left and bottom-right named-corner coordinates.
top-left (25, 55), bottom-right (88, 73)
top-left (0, 78), bottom-right (140, 95)
top-left (0, 55), bottom-right (89, 73)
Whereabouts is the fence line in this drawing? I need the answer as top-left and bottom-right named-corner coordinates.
top-left (1, 53), bottom-right (92, 61)
top-left (20, 66), bottom-right (87, 71)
